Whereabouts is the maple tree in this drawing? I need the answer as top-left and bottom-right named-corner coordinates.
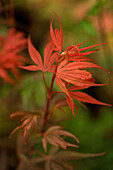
top-left (19, 13), bottom-right (110, 117)
top-left (10, 13), bottom-right (111, 169)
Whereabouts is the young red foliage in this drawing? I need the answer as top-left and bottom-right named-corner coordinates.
top-left (21, 37), bottom-right (58, 73)
top-left (21, 13), bottom-right (111, 117)
top-left (10, 111), bottom-right (40, 144)
top-left (42, 126), bottom-right (79, 152)
top-left (3, 28), bottom-right (27, 53)
top-left (50, 13), bottom-right (63, 52)
top-left (10, 13), bottom-right (111, 149)
top-left (0, 28), bottom-right (27, 84)
top-left (66, 84), bottom-right (111, 116)
top-left (54, 56), bottom-right (111, 116)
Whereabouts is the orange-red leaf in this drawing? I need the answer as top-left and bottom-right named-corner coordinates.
top-left (44, 41), bottom-right (54, 69)
top-left (50, 13), bottom-right (63, 52)
top-left (61, 61), bottom-right (109, 73)
top-left (70, 91), bottom-right (111, 106)
top-left (28, 37), bottom-right (43, 69)
top-left (20, 65), bottom-right (40, 71)
top-left (3, 28), bottom-right (27, 53)
top-left (66, 96), bottom-right (75, 117)
top-left (55, 76), bottom-right (70, 97)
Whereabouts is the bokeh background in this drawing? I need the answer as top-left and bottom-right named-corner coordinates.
top-left (0, 0), bottom-right (113, 169)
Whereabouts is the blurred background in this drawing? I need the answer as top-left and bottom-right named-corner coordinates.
top-left (0, 0), bottom-right (113, 169)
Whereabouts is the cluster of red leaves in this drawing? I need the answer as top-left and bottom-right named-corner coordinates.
top-left (0, 28), bottom-right (27, 84)
top-left (21, 13), bottom-right (111, 117)
top-left (10, 14), bottom-right (111, 150)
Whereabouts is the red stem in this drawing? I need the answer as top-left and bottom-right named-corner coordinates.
top-left (39, 74), bottom-right (56, 133)
top-left (39, 60), bottom-right (59, 133)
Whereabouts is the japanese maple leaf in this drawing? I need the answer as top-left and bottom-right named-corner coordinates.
top-left (50, 13), bottom-right (105, 60)
top-left (2, 28), bottom-right (27, 54)
top-left (0, 52), bottom-right (27, 84)
top-left (21, 37), bottom-right (58, 73)
top-left (42, 126), bottom-right (79, 152)
top-left (55, 59), bottom-right (110, 116)
top-left (0, 28), bottom-right (27, 84)
top-left (10, 111), bottom-right (41, 144)
top-left (66, 84), bottom-right (111, 116)
top-left (55, 58), bottom-right (107, 90)
top-left (64, 42), bottom-right (104, 59)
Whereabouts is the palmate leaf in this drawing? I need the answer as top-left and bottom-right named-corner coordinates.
top-left (10, 110), bottom-right (41, 144)
top-left (42, 126), bottom-right (79, 152)
top-left (65, 40), bottom-right (107, 58)
top-left (55, 56), bottom-right (111, 116)
top-left (21, 37), bottom-right (58, 73)
top-left (56, 58), bottom-right (107, 89)
top-left (66, 84), bottom-right (111, 116)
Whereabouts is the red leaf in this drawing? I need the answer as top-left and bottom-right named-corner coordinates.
top-left (44, 41), bottom-right (54, 69)
top-left (69, 56), bottom-right (93, 62)
top-left (3, 28), bottom-right (27, 53)
top-left (70, 48), bottom-right (102, 56)
top-left (43, 42), bottom-right (58, 72)
top-left (70, 91), bottom-right (111, 106)
top-left (0, 28), bottom-right (27, 84)
top-left (20, 65), bottom-right (40, 71)
top-left (50, 19), bottom-right (58, 49)
top-left (28, 37), bottom-right (43, 69)
top-left (68, 85), bottom-right (92, 91)
top-left (66, 96), bottom-right (75, 117)
top-left (47, 52), bottom-right (58, 71)
top-left (61, 61), bottom-right (109, 73)
top-left (78, 43), bottom-right (107, 51)
top-left (59, 70), bottom-right (92, 80)
top-left (50, 13), bottom-right (63, 52)
top-left (55, 76), bottom-right (70, 97)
